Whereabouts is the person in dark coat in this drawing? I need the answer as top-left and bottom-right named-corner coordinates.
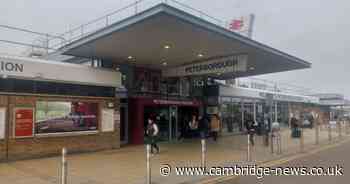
top-left (146, 117), bottom-right (159, 154)
top-left (198, 114), bottom-right (210, 139)
top-left (244, 113), bottom-right (255, 146)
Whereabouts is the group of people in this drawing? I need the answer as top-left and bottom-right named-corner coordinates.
top-left (180, 114), bottom-right (221, 141)
top-left (145, 111), bottom-right (284, 154)
top-left (145, 113), bottom-right (222, 154)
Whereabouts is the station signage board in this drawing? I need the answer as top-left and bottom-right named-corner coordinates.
top-left (0, 55), bottom-right (121, 87)
top-left (14, 108), bottom-right (34, 138)
top-left (153, 99), bottom-right (200, 106)
top-left (0, 60), bottom-right (23, 73)
top-left (162, 54), bottom-right (248, 77)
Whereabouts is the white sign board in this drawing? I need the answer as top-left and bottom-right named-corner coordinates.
top-left (0, 108), bottom-right (6, 139)
top-left (0, 55), bottom-right (121, 87)
top-left (101, 109), bottom-right (115, 132)
top-left (162, 54), bottom-right (248, 77)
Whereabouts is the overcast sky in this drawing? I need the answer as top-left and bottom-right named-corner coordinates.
top-left (1, 0), bottom-right (349, 97)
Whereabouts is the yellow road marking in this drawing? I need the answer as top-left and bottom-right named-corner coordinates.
top-left (197, 138), bottom-right (350, 184)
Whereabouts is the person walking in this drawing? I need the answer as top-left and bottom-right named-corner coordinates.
top-left (189, 114), bottom-right (199, 138)
top-left (245, 113), bottom-right (255, 146)
top-left (178, 115), bottom-right (187, 141)
top-left (146, 117), bottom-right (159, 154)
top-left (199, 114), bottom-right (210, 139)
top-left (210, 114), bottom-right (221, 141)
top-left (291, 115), bottom-right (299, 138)
top-left (263, 113), bottom-right (270, 146)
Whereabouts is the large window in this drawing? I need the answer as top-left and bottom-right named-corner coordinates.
top-left (133, 67), bottom-right (161, 93)
top-left (35, 101), bottom-right (99, 134)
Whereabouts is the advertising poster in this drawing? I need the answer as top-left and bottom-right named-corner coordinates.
top-left (101, 109), bottom-right (115, 132)
top-left (0, 108), bottom-right (5, 139)
top-left (14, 108), bottom-right (34, 137)
top-left (35, 101), bottom-right (98, 134)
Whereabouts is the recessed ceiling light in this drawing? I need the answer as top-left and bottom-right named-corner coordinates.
top-left (162, 62), bottom-right (168, 66)
top-left (249, 67), bottom-right (255, 70)
top-left (128, 56), bottom-right (133, 60)
top-left (197, 53), bottom-right (204, 57)
top-left (164, 45), bottom-right (171, 49)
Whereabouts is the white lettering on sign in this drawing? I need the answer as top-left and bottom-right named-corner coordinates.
top-left (153, 100), bottom-right (196, 106)
top-left (162, 54), bottom-right (248, 77)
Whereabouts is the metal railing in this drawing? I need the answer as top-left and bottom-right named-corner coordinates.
top-left (0, 24), bottom-right (66, 56)
top-left (0, 0), bottom-right (245, 56)
top-left (48, 0), bottom-right (235, 51)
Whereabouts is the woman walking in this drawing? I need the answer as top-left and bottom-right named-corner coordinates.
top-left (210, 114), bottom-right (221, 141)
top-left (146, 117), bottom-right (160, 154)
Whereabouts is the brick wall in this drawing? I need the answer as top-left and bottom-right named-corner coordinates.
top-left (0, 140), bottom-right (5, 162)
top-left (0, 94), bottom-right (120, 161)
top-left (7, 132), bottom-right (119, 160)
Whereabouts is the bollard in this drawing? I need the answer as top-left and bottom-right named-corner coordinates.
top-left (270, 133), bottom-right (274, 154)
top-left (146, 144), bottom-right (151, 184)
top-left (337, 121), bottom-right (342, 139)
top-left (315, 121), bottom-right (319, 145)
top-left (60, 148), bottom-right (67, 184)
top-left (328, 123), bottom-right (332, 142)
top-left (277, 132), bottom-right (282, 154)
top-left (247, 134), bottom-right (251, 161)
top-left (300, 128), bottom-right (304, 153)
top-left (340, 121), bottom-right (343, 138)
top-left (201, 139), bottom-right (206, 168)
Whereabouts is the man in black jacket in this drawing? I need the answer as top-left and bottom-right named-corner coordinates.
top-left (199, 114), bottom-right (210, 139)
top-left (245, 113), bottom-right (255, 146)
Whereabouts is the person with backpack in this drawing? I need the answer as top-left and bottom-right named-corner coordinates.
top-left (146, 117), bottom-right (159, 154)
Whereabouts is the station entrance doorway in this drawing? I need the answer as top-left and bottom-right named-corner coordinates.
top-left (144, 105), bottom-right (198, 142)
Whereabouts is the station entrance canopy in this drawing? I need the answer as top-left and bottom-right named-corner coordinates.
top-left (59, 3), bottom-right (311, 79)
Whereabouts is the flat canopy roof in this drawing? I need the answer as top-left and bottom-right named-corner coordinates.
top-left (60, 3), bottom-right (311, 79)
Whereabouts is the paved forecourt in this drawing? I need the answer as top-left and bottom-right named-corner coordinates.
top-left (0, 125), bottom-right (346, 184)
